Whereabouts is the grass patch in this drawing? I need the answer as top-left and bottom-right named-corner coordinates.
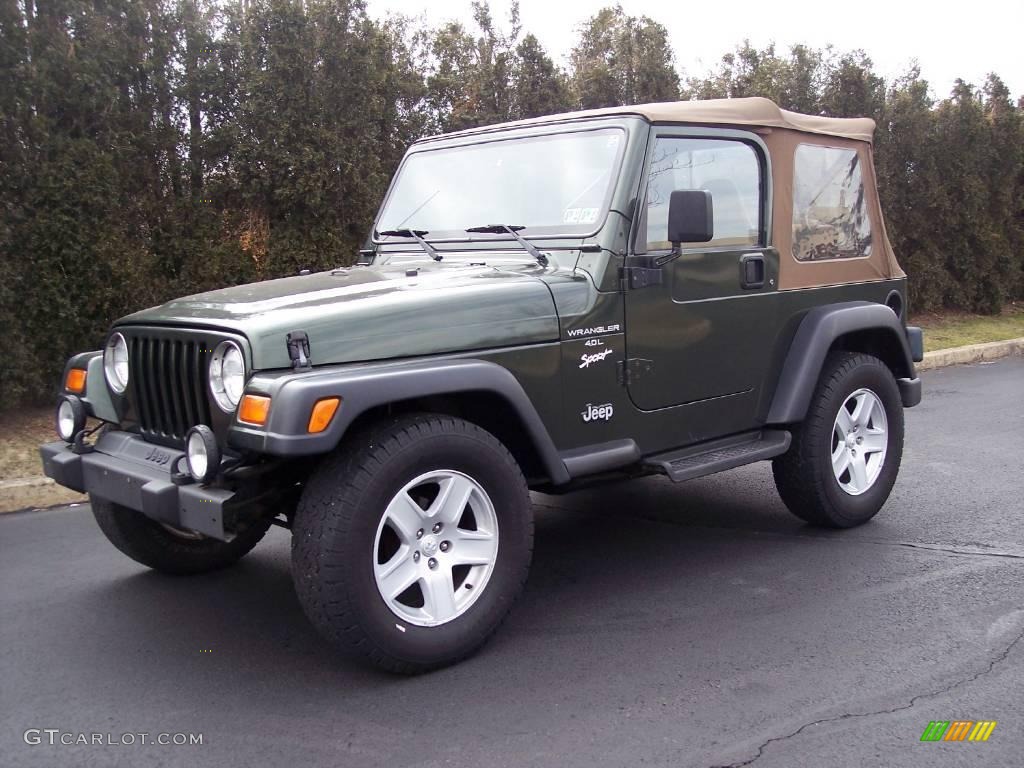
top-left (913, 303), bottom-right (1024, 352)
top-left (0, 407), bottom-right (57, 481)
top-left (0, 406), bottom-right (89, 511)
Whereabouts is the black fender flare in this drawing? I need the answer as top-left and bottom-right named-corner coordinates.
top-left (229, 358), bottom-right (571, 485)
top-left (766, 302), bottom-right (919, 425)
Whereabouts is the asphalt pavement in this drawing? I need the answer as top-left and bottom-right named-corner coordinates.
top-left (2, 357), bottom-right (1022, 768)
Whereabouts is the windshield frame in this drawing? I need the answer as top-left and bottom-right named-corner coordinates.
top-left (372, 122), bottom-right (629, 245)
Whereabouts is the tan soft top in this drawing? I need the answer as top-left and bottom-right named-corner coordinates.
top-left (436, 97), bottom-right (876, 143)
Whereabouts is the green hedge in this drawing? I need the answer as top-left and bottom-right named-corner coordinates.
top-left (1, 2), bottom-right (1021, 406)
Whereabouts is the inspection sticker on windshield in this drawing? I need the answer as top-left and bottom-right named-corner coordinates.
top-left (563, 207), bottom-right (599, 224)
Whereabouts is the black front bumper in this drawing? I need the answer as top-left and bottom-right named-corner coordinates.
top-left (40, 431), bottom-right (237, 541)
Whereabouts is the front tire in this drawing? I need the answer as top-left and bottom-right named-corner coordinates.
top-left (773, 351), bottom-right (904, 528)
top-left (91, 496), bottom-right (271, 574)
top-left (291, 413), bottom-right (533, 674)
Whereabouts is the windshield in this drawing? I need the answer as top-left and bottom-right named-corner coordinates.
top-left (375, 128), bottom-right (625, 241)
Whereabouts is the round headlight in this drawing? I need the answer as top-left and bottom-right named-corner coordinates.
top-left (103, 332), bottom-right (129, 394)
top-left (185, 425), bottom-right (220, 483)
top-left (209, 341), bottom-right (245, 412)
top-left (56, 395), bottom-right (86, 442)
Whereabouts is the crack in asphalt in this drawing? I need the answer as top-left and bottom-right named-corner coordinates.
top-left (534, 502), bottom-right (1024, 561)
top-left (710, 625), bottom-right (1024, 768)
top-left (882, 540), bottom-right (1024, 560)
top-left (532, 498), bottom-right (1024, 766)
top-left (734, 528), bottom-right (1024, 561)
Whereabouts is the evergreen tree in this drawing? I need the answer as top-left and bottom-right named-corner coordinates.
top-left (512, 33), bottom-right (572, 119)
top-left (874, 67), bottom-right (946, 310)
top-left (1, 1), bottom-right (1022, 407)
top-left (981, 74), bottom-right (1024, 304)
top-left (820, 49), bottom-right (885, 120)
top-left (570, 5), bottom-right (679, 108)
top-left (687, 41), bottom-right (788, 103)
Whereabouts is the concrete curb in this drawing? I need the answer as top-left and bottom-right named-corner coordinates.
top-left (916, 336), bottom-right (1024, 372)
top-left (0, 480), bottom-right (85, 514)
top-left (3, 336), bottom-right (1022, 512)
top-left (0, 476), bottom-right (56, 490)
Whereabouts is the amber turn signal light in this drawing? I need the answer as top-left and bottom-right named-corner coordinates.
top-left (65, 368), bottom-right (87, 394)
top-left (238, 394), bottom-right (271, 425)
top-left (307, 397), bottom-right (341, 434)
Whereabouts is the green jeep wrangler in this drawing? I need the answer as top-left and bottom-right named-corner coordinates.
top-left (41, 97), bottom-right (923, 673)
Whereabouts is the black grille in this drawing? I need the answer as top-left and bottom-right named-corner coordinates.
top-left (128, 335), bottom-right (212, 443)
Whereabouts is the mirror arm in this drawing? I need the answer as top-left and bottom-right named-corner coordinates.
top-left (654, 243), bottom-right (683, 267)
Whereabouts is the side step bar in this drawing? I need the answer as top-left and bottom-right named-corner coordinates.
top-left (645, 429), bottom-right (791, 483)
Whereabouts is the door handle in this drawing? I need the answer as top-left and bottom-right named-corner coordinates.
top-left (739, 254), bottom-right (765, 290)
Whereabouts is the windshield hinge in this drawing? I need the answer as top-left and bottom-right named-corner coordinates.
top-left (287, 331), bottom-right (312, 370)
top-left (617, 358), bottom-right (653, 386)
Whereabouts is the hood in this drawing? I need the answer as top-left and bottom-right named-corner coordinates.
top-left (117, 262), bottom-right (560, 370)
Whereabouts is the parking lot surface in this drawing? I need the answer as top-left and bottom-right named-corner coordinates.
top-left (2, 357), bottom-right (1022, 767)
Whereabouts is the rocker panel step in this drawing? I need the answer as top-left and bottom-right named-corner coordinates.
top-left (645, 429), bottom-right (791, 483)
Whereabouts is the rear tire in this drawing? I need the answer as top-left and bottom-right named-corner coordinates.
top-left (772, 351), bottom-right (904, 528)
top-left (92, 496), bottom-right (271, 575)
top-left (291, 413), bottom-right (533, 674)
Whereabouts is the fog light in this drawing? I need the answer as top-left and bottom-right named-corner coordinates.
top-left (185, 425), bottom-right (220, 483)
top-left (56, 395), bottom-right (86, 442)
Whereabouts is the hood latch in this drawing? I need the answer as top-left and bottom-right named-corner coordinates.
top-left (287, 331), bottom-right (312, 370)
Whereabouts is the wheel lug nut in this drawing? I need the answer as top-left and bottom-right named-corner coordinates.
top-left (428, 558), bottom-right (438, 570)
top-left (439, 541), bottom-right (450, 552)
top-left (416, 528), bottom-right (424, 539)
top-left (413, 551), bottom-right (420, 562)
top-left (432, 522), bottom-right (443, 533)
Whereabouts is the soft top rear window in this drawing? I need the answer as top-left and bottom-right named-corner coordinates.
top-left (792, 144), bottom-right (872, 261)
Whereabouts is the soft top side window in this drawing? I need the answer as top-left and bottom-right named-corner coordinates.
top-left (792, 144), bottom-right (872, 261)
top-left (642, 137), bottom-right (762, 252)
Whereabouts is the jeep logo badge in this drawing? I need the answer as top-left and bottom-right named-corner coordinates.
top-left (144, 446), bottom-right (171, 465)
top-left (581, 403), bottom-right (614, 423)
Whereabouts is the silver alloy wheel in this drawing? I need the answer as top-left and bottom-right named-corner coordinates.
top-left (373, 470), bottom-right (499, 627)
top-left (831, 387), bottom-right (888, 496)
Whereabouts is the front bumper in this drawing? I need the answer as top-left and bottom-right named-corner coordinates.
top-left (40, 431), bottom-right (237, 541)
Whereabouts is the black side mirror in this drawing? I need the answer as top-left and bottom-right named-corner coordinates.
top-left (668, 190), bottom-right (714, 246)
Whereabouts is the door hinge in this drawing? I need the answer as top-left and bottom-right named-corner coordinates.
top-left (619, 260), bottom-right (664, 291)
top-left (617, 358), bottom-right (654, 386)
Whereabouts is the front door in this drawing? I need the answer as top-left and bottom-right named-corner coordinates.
top-left (624, 129), bottom-right (779, 430)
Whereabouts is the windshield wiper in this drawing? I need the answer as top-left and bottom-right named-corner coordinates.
top-left (378, 229), bottom-right (442, 261)
top-left (465, 225), bottom-right (549, 267)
